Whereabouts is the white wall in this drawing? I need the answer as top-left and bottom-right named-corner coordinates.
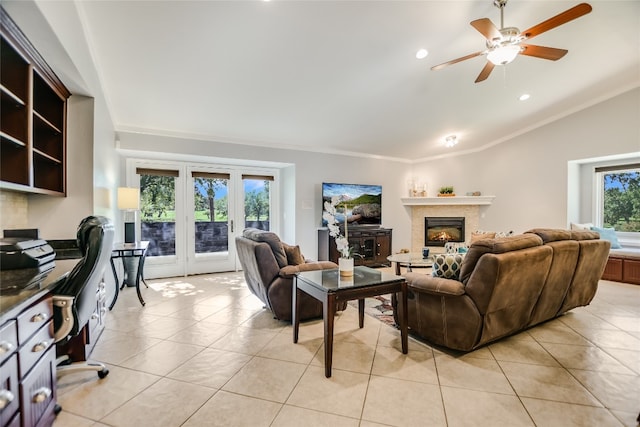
top-left (411, 88), bottom-right (640, 234)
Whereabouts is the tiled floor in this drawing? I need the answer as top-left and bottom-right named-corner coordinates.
top-left (53, 270), bottom-right (640, 426)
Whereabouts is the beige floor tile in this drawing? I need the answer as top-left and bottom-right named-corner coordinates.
top-left (209, 325), bottom-right (279, 355)
top-left (128, 315), bottom-right (197, 339)
top-left (183, 390), bottom-right (281, 427)
top-left (286, 365), bottom-right (369, 419)
top-left (362, 375), bottom-right (446, 427)
top-left (488, 338), bottom-right (560, 366)
top-left (206, 307), bottom-right (263, 325)
top-left (271, 405), bottom-right (359, 427)
top-left (166, 302), bottom-right (226, 321)
top-left (165, 319), bottom-right (233, 346)
top-left (521, 397), bottom-right (622, 427)
top-left (222, 356), bottom-right (307, 403)
top-left (101, 377), bottom-right (215, 426)
top-left (527, 319), bottom-right (593, 345)
top-left (610, 409), bottom-right (640, 427)
top-left (258, 331), bottom-right (323, 364)
top-left (598, 315), bottom-right (640, 332)
top-left (573, 328), bottom-right (640, 351)
top-left (240, 309), bottom-right (289, 331)
top-left (371, 345), bottom-right (438, 384)
top-left (104, 311), bottom-right (161, 334)
top-left (559, 310), bottom-right (621, 330)
top-left (499, 361), bottom-right (601, 406)
top-left (90, 331), bottom-right (162, 365)
top-left (53, 410), bottom-right (97, 427)
top-left (376, 324), bottom-right (430, 352)
top-left (604, 348), bottom-right (640, 374)
top-left (119, 340), bottom-right (204, 375)
top-left (435, 354), bottom-right (514, 394)
top-left (441, 387), bottom-right (534, 427)
top-left (311, 340), bottom-right (375, 374)
top-left (56, 366), bottom-right (160, 420)
top-left (570, 369), bottom-right (640, 413)
top-left (540, 342), bottom-right (636, 374)
top-left (166, 347), bottom-right (252, 389)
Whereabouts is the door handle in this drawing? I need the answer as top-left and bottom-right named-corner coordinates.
top-left (230, 220), bottom-right (234, 233)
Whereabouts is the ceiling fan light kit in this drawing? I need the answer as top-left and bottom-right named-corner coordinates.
top-left (431, 1), bottom-right (592, 82)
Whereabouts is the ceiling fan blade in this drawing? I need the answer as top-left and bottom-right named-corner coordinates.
top-left (431, 51), bottom-right (485, 71)
top-left (475, 61), bottom-right (495, 83)
top-left (521, 3), bottom-right (593, 40)
top-left (520, 44), bottom-right (568, 61)
top-left (470, 18), bottom-right (501, 41)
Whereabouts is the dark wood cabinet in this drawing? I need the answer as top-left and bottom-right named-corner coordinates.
top-left (318, 227), bottom-right (392, 268)
top-left (0, 294), bottom-right (57, 427)
top-left (1, 7), bottom-right (69, 196)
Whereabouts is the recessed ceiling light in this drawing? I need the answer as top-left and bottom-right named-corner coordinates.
top-left (416, 49), bottom-right (428, 59)
top-left (444, 135), bottom-right (458, 147)
top-left (519, 93), bottom-right (530, 101)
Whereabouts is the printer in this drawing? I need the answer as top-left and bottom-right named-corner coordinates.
top-left (0, 237), bottom-right (56, 270)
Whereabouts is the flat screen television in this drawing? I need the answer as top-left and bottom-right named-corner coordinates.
top-left (321, 182), bottom-right (382, 227)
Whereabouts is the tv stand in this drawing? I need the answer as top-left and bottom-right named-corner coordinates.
top-left (318, 227), bottom-right (392, 268)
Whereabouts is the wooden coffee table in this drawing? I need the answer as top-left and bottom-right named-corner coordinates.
top-left (293, 266), bottom-right (408, 377)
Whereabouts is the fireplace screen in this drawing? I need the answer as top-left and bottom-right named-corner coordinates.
top-left (425, 217), bottom-right (465, 246)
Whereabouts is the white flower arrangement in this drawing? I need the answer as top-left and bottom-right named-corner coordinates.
top-left (322, 195), bottom-right (353, 259)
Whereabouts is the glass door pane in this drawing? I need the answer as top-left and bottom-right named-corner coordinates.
top-left (140, 173), bottom-right (177, 256)
top-left (187, 169), bottom-right (235, 274)
top-left (243, 177), bottom-right (271, 231)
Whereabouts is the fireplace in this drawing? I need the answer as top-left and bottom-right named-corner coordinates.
top-left (425, 217), bottom-right (465, 246)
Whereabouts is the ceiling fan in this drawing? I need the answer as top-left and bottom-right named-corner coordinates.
top-left (431, 1), bottom-right (592, 83)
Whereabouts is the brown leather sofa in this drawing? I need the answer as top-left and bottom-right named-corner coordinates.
top-left (236, 228), bottom-right (345, 321)
top-left (393, 229), bottom-right (610, 351)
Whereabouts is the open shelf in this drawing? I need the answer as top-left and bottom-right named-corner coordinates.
top-left (1, 8), bottom-right (69, 196)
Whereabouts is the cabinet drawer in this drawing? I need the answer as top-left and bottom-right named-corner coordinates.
top-left (16, 299), bottom-right (52, 344)
top-left (0, 354), bottom-right (19, 427)
top-left (0, 321), bottom-right (18, 366)
top-left (19, 347), bottom-right (55, 427)
top-left (18, 322), bottom-right (53, 377)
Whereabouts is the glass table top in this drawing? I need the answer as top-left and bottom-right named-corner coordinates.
top-left (386, 252), bottom-right (434, 267)
top-left (296, 266), bottom-right (403, 291)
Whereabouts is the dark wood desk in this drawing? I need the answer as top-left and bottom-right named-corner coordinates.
top-left (293, 266), bottom-right (408, 378)
top-left (0, 259), bottom-right (77, 427)
top-left (110, 241), bottom-right (149, 309)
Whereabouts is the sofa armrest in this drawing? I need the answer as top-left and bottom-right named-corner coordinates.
top-left (279, 261), bottom-right (338, 278)
top-left (405, 272), bottom-right (465, 296)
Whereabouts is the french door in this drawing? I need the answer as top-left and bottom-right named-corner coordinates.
top-left (126, 159), bottom-right (277, 279)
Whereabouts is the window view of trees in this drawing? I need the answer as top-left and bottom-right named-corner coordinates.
top-left (140, 175), bottom-right (176, 221)
top-left (194, 177), bottom-right (227, 221)
top-left (603, 170), bottom-right (639, 232)
top-left (244, 179), bottom-right (270, 230)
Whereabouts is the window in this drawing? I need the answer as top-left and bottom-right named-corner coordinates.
top-left (595, 164), bottom-right (640, 232)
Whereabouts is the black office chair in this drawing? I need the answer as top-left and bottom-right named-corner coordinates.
top-left (52, 216), bottom-right (114, 379)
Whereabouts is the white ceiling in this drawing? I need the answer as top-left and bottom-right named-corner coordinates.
top-left (77, 0), bottom-right (640, 162)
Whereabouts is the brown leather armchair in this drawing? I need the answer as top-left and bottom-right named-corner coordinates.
top-left (236, 228), bottom-right (345, 321)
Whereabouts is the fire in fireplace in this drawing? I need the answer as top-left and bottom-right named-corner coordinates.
top-left (425, 217), bottom-right (465, 246)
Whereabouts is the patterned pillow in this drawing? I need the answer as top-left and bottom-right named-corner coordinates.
top-left (431, 253), bottom-right (465, 280)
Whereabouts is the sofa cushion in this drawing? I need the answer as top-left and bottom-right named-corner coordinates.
top-left (570, 222), bottom-right (594, 231)
top-left (243, 228), bottom-right (288, 268)
top-left (432, 253), bottom-right (465, 280)
top-left (590, 226), bottom-right (622, 249)
top-left (283, 243), bottom-right (305, 265)
top-left (459, 234), bottom-right (544, 284)
top-left (470, 231), bottom-right (496, 244)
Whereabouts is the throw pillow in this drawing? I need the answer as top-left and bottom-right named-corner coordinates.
top-left (470, 231), bottom-right (496, 244)
top-left (432, 253), bottom-right (465, 280)
top-left (282, 243), bottom-right (305, 265)
top-left (571, 222), bottom-right (594, 231)
top-left (590, 226), bottom-right (622, 249)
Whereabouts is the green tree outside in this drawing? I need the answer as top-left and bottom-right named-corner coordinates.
top-left (604, 171), bottom-right (640, 232)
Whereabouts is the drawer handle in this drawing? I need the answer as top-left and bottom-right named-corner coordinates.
top-left (32, 387), bottom-right (51, 404)
top-left (30, 313), bottom-right (48, 323)
top-left (0, 341), bottom-right (15, 355)
top-left (32, 341), bottom-right (50, 353)
top-left (0, 389), bottom-right (15, 410)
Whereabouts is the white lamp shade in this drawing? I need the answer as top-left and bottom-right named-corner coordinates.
top-left (487, 45), bottom-right (521, 65)
top-left (117, 187), bottom-right (140, 210)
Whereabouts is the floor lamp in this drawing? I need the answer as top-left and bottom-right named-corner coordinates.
top-left (117, 187), bottom-right (140, 243)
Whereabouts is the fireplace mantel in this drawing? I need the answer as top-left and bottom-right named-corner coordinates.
top-left (401, 196), bottom-right (495, 206)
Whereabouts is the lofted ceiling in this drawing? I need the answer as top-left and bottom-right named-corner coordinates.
top-left (76, 0), bottom-right (639, 162)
